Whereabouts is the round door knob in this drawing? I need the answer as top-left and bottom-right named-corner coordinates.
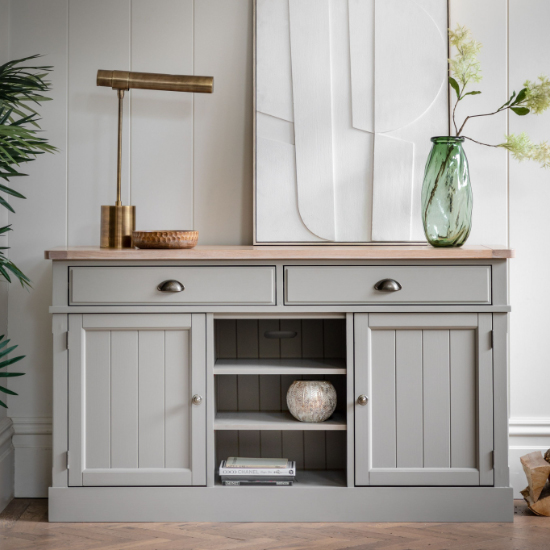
top-left (374, 279), bottom-right (402, 292)
top-left (157, 280), bottom-right (185, 292)
top-left (357, 395), bottom-right (368, 406)
top-left (192, 394), bottom-right (203, 405)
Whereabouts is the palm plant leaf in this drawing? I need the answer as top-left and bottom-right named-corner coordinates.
top-left (0, 55), bottom-right (50, 404)
top-left (0, 55), bottom-right (53, 123)
top-left (0, 357), bottom-right (25, 369)
top-left (0, 344), bottom-right (18, 359)
top-left (0, 335), bottom-right (25, 408)
top-left (0, 227), bottom-right (31, 287)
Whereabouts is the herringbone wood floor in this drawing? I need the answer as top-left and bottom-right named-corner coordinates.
top-left (0, 499), bottom-right (548, 550)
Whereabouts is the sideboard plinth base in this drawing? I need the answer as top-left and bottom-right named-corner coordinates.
top-left (48, 486), bottom-right (514, 523)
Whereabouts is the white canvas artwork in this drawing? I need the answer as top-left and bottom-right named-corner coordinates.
top-left (255, 0), bottom-right (449, 243)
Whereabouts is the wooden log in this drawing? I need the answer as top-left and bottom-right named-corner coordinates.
top-left (520, 451), bottom-right (550, 502)
top-left (521, 484), bottom-right (550, 517)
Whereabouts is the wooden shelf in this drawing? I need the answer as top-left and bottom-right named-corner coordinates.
top-left (214, 358), bottom-right (346, 375)
top-left (216, 470), bottom-right (346, 488)
top-left (214, 411), bottom-right (346, 431)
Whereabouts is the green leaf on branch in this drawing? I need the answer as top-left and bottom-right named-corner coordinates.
top-left (449, 77), bottom-right (461, 99)
top-left (463, 91), bottom-right (482, 97)
top-left (511, 107), bottom-right (530, 116)
top-left (0, 387), bottom-right (18, 396)
top-left (499, 91), bottom-right (516, 110)
top-left (513, 88), bottom-right (528, 105)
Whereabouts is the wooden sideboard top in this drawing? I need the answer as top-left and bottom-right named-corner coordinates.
top-left (45, 245), bottom-right (514, 260)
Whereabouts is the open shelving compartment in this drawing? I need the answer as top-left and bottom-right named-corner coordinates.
top-left (213, 316), bottom-right (349, 488)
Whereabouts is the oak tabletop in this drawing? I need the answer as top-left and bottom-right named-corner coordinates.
top-left (44, 245), bottom-right (514, 260)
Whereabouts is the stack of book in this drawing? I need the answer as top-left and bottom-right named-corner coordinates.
top-left (219, 457), bottom-right (296, 486)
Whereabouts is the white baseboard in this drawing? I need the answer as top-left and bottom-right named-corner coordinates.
top-left (5, 416), bottom-right (549, 499)
top-left (11, 417), bottom-right (52, 498)
top-left (509, 417), bottom-right (550, 498)
top-left (0, 417), bottom-right (14, 512)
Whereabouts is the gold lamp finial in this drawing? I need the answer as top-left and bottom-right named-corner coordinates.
top-left (98, 69), bottom-right (214, 249)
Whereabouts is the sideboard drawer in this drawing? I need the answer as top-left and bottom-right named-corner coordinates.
top-left (285, 266), bottom-right (491, 305)
top-left (70, 266), bottom-right (276, 305)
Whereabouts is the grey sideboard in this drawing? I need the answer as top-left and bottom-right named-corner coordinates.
top-left (45, 245), bottom-right (514, 522)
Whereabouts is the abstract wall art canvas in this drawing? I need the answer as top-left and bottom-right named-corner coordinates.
top-left (254, 0), bottom-right (449, 243)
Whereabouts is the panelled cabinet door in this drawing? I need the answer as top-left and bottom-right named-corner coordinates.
top-left (354, 313), bottom-right (493, 487)
top-left (68, 314), bottom-right (206, 487)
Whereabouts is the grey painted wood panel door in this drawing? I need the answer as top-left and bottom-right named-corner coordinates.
top-left (355, 313), bottom-right (493, 487)
top-left (68, 314), bottom-right (206, 487)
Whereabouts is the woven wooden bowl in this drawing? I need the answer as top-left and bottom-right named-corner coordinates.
top-left (133, 230), bottom-right (198, 249)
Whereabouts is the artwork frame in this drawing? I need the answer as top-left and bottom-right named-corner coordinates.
top-left (253, 0), bottom-right (451, 245)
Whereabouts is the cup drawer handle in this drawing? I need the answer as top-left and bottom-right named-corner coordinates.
top-left (264, 330), bottom-right (298, 339)
top-left (374, 279), bottom-right (402, 292)
top-left (157, 280), bottom-right (185, 292)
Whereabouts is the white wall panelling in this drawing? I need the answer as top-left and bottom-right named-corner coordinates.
top-left (194, 0), bottom-right (254, 245)
top-left (1, 0), bottom-right (548, 499)
top-left (448, 0), bottom-right (508, 246)
top-left (509, 418), bottom-right (550, 498)
top-left (68, 0), bottom-right (130, 246)
top-left (0, 0), bottom-right (10, 443)
top-left (0, 418), bottom-right (14, 511)
top-left (11, 418), bottom-right (52, 497)
top-left (6, 0), bottom-right (68, 500)
top-left (8, 0), bottom-right (68, 421)
top-left (509, 0), bottom-right (550, 420)
top-left (130, 0), bottom-right (194, 231)
top-left (508, 0), bottom-right (550, 497)
top-left (5, 0), bottom-right (254, 496)
top-left (0, 0), bottom-right (12, 513)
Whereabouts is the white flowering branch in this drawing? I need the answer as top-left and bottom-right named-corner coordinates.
top-left (449, 25), bottom-right (550, 169)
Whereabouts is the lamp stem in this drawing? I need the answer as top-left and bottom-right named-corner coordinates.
top-left (116, 89), bottom-right (125, 206)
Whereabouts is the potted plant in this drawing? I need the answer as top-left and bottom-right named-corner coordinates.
top-left (422, 25), bottom-right (550, 247)
top-left (0, 55), bottom-right (56, 407)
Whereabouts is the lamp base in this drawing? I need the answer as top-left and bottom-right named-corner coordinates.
top-left (100, 205), bottom-right (136, 249)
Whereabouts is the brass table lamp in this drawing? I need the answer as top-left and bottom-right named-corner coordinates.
top-left (97, 70), bottom-right (214, 248)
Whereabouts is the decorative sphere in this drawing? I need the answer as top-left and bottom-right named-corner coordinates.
top-left (286, 380), bottom-right (337, 423)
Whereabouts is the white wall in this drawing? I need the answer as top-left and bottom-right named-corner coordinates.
top-left (0, 0), bottom-right (15, 513)
top-left (508, 0), bottom-right (550, 496)
top-left (5, 0), bottom-right (253, 497)
top-left (1, 0), bottom-right (548, 498)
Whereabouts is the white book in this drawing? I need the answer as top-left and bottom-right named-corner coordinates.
top-left (224, 456), bottom-right (289, 469)
top-left (219, 460), bottom-right (296, 477)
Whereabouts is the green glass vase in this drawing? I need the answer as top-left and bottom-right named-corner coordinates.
top-left (421, 136), bottom-right (473, 247)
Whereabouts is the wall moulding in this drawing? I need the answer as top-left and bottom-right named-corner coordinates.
top-left (11, 417), bottom-right (52, 498)
top-left (509, 417), bottom-right (550, 497)
top-left (509, 418), bottom-right (550, 437)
